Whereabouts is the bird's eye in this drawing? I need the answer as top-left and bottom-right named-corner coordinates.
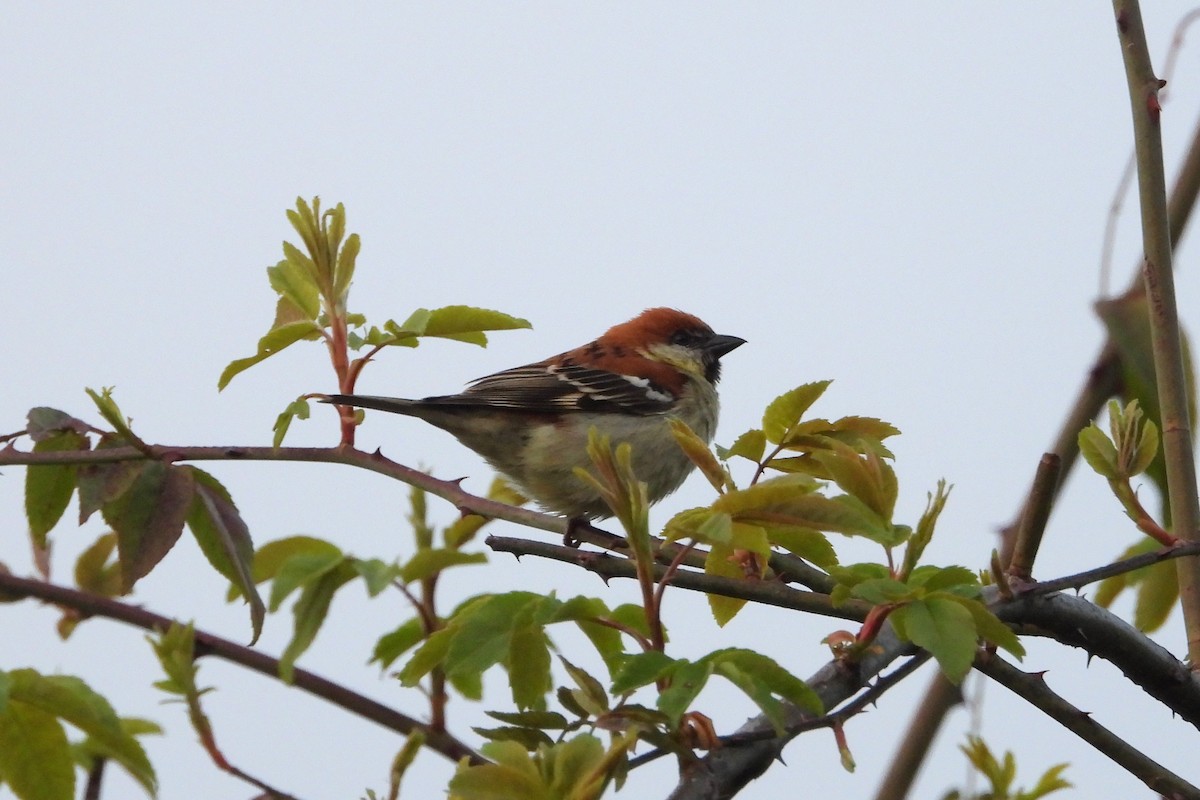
top-left (670, 329), bottom-right (700, 347)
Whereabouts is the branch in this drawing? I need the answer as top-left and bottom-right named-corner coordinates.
top-left (976, 653), bottom-right (1200, 798)
top-left (0, 442), bottom-right (568, 537)
top-left (628, 654), bottom-right (931, 771)
top-left (996, 591), bottom-right (1200, 728)
top-left (1023, 538), bottom-right (1200, 596)
top-left (0, 571), bottom-right (484, 766)
top-left (667, 628), bottom-right (915, 799)
top-left (1113, 0), bottom-right (1200, 665)
top-left (485, 535), bottom-right (869, 622)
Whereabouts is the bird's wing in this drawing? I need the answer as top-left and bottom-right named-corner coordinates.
top-left (424, 359), bottom-right (676, 415)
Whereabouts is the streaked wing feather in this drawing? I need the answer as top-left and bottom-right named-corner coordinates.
top-left (419, 360), bottom-right (675, 415)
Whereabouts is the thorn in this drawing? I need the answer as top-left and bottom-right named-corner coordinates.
top-left (1032, 670), bottom-right (1049, 683)
top-left (371, 447), bottom-right (384, 457)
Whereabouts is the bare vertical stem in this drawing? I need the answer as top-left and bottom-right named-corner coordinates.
top-left (1112, 0), bottom-right (1200, 666)
top-left (872, 673), bottom-right (962, 800)
top-left (1008, 454), bottom-right (1062, 581)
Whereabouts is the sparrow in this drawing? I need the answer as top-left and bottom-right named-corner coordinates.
top-left (326, 308), bottom-right (745, 520)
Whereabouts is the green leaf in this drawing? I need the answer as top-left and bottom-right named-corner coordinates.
top-left (1078, 424), bottom-right (1120, 479)
top-left (444, 593), bottom-right (546, 680)
top-left (903, 480), bottom-right (952, 576)
top-left (722, 428), bottom-right (767, 463)
top-left (0, 698), bottom-right (74, 800)
top-left (559, 657), bottom-right (609, 716)
top-left (472, 725), bottom-right (555, 750)
top-left (669, 418), bottom-right (730, 492)
top-left (399, 626), bottom-right (456, 686)
top-left (1133, 557), bottom-right (1178, 632)
top-left (710, 474), bottom-right (822, 520)
top-left (545, 733), bottom-right (606, 799)
top-left (353, 558), bottom-right (401, 597)
top-left (268, 549), bottom-right (346, 611)
top-left (84, 388), bottom-right (138, 444)
top-left (509, 621), bottom-right (552, 711)
top-left (945, 595), bottom-right (1024, 658)
top-left (7, 670), bottom-right (156, 795)
top-left (655, 659), bottom-right (712, 725)
top-left (25, 408), bottom-right (91, 442)
top-left (218, 319), bottom-right (322, 390)
top-left (831, 494), bottom-right (905, 544)
top-left (713, 661), bottom-right (785, 731)
top-left (1026, 762), bottom-right (1073, 799)
top-left (485, 710), bottom-right (570, 729)
top-left (911, 565), bottom-right (978, 592)
top-left (695, 511), bottom-right (733, 546)
top-left (712, 649), bottom-right (821, 715)
top-left (762, 381), bottom-right (832, 444)
top-left (186, 468), bottom-right (263, 642)
top-left (610, 651), bottom-right (677, 695)
top-left (811, 440), bottom-right (897, 521)
top-left (763, 525), bottom-right (837, 568)
top-left (102, 462), bottom-right (195, 591)
top-left (272, 397), bottom-right (311, 448)
top-left (73, 533), bottom-right (122, 598)
top-left (371, 618), bottom-right (426, 669)
top-left (281, 240), bottom-right (319, 284)
top-left (279, 562), bottom-right (356, 682)
top-left (25, 429), bottom-right (89, 546)
top-left (267, 257), bottom-right (320, 320)
top-left (333, 232), bottom-right (359, 304)
top-left (850, 577), bottom-right (913, 604)
top-left (1130, 415), bottom-right (1159, 477)
top-left (551, 597), bottom-right (626, 677)
top-left (249, 535), bottom-right (343, 586)
top-left (399, 549), bottom-right (488, 583)
top-left (895, 597), bottom-right (977, 683)
top-left (827, 415), bottom-right (901, 443)
top-left (448, 743), bottom-right (548, 800)
top-left (422, 305), bottom-right (532, 344)
top-left (76, 436), bottom-right (142, 524)
top-left (704, 543), bottom-right (748, 626)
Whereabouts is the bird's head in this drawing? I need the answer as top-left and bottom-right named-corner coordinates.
top-left (600, 307), bottom-right (745, 386)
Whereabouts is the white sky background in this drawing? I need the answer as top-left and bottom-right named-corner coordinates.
top-left (4, 4), bottom-right (1200, 799)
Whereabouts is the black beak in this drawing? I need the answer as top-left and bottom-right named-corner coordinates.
top-left (705, 333), bottom-right (747, 359)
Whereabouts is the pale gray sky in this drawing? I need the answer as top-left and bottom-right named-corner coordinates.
top-left (4, 5), bottom-right (1200, 799)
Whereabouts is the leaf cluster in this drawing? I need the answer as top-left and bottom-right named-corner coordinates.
top-left (22, 398), bottom-right (265, 641)
top-left (0, 667), bottom-right (158, 800)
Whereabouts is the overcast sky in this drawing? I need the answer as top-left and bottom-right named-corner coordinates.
top-left (5, 5), bottom-right (1200, 799)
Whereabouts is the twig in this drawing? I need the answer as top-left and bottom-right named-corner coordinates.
top-left (0, 571), bottom-right (484, 765)
top-left (1024, 539), bottom-right (1200, 596)
top-left (976, 653), bottom-right (1200, 798)
top-left (1099, 8), bottom-right (1200, 295)
top-left (0, 442), bottom-right (569, 536)
top-left (1113, 0), bottom-right (1200, 666)
top-left (485, 534), bottom-right (870, 622)
top-left (628, 654), bottom-right (930, 770)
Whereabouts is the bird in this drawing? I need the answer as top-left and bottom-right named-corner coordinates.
top-left (325, 307), bottom-right (745, 520)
